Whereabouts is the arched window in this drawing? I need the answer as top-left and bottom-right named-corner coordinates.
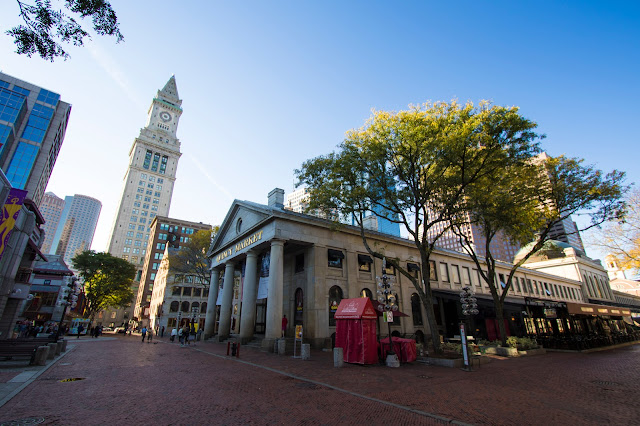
top-left (181, 301), bottom-right (190, 312)
top-left (360, 288), bottom-right (373, 301)
top-left (169, 301), bottom-right (179, 312)
top-left (411, 293), bottom-right (423, 326)
top-left (328, 286), bottom-right (343, 326)
top-left (192, 302), bottom-right (200, 313)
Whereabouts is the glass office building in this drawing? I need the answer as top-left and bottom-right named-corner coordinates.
top-left (0, 73), bottom-right (71, 205)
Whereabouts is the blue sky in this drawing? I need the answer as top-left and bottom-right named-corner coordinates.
top-left (0, 1), bottom-right (638, 260)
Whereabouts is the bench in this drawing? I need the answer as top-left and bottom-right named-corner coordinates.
top-left (0, 341), bottom-right (42, 364)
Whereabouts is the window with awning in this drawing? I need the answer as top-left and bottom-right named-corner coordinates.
top-left (328, 249), bottom-right (344, 268)
top-left (358, 254), bottom-right (372, 272)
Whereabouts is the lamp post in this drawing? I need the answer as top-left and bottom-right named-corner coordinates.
top-left (56, 276), bottom-right (81, 341)
top-left (376, 257), bottom-right (400, 368)
top-left (459, 286), bottom-right (479, 371)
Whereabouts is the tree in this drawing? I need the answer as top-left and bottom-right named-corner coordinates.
top-left (168, 228), bottom-right (219, 288)
top-left (452, 154), bottom-right (627, 346)
top-left (296, 101), bottom-right (541, 353)
top-left (6, 0), bottom-right (123, 61)
top-left (588, 187), bottom-right (639, 276)
top-left (72, 250), bottom-right (136, 321)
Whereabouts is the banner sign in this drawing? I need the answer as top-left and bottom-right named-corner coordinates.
top-left (0, 188), bottom-right (28, 261)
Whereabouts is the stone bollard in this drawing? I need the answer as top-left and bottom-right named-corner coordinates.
top-left (47, 343), bottom-right (57, 359)
top-left (34, 346), bottom-right (49, 366)
top-left (61, 339), bottom-right (67, 352)
top-left (333, 347), bottom-right (344, 367)
top-left (277, 339), bottom-right (286, 355)
top-left (55, 341), bottom-right (63, 355)
top-left (301, 343), bottom-right (310, 360)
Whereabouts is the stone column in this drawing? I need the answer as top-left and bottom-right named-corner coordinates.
top-left (217, 262), bottom-right (235, 341)
top-left (264, 240), bottom-right (284, 343)
top-left (204, 268), bottom-right (220, 338)
top-left (239, 251), bottom-right (259, 344)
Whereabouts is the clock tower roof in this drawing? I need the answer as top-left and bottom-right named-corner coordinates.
top-left (156, 75), bottom-right (182, 108)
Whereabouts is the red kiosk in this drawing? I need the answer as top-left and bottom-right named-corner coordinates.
top-left (334, 298), bottom-right (378, 364)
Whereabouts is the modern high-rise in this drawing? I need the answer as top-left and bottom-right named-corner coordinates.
top-left (39, 192), bottom-right (66, 254)
top-left (106, 76), bottom-right (183, 266)
top-left (0, 72), bottom-right (71, 205)
top-left (133, 216), bottom-right (211, 323)
top-left (49, 195), bottom-right (101, 267)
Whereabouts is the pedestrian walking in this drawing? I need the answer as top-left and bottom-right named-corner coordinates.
top-left (171, 327), bottom-right (177, 342)
top-left (281, 315), bottom-right (288, 337)
top-left (161, 326), bottom-right (165, 338)
top-left (77, 324), bottom-right (84, 338)
top-left (182, 324), bottom-right (190, 346)
top-left (141, 326), bottom-right (147, 342)
top-left (147, 329), bottom-right (153, 343)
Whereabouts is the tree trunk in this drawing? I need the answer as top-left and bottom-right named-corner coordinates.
top-left (496, 302), bottom-right (508, 347)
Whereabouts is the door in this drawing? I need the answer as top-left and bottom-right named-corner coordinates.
top-left (255, 299), bottom-right (267, 334)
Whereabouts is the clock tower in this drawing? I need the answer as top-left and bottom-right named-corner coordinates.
top-left (106, 76), bottom-right (183, 266)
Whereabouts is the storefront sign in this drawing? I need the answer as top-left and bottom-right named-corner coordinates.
top-left (544, 308), bottom-right (557, 319)
top-left (215, 230), bottom-right (264, 262)
top-left (295, 325), bottom-right (303, 340)
top-left (383, 311), bottom-right (393, 323)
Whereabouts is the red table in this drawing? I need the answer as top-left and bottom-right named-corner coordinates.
top-left (378, 337), bottom-right (417, 363)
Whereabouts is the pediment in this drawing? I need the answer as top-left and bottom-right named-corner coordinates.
top-left (209, 201), bottom-right (272, 254)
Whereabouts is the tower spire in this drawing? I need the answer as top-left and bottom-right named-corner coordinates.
top-left (157, 75), bottom-right (181, 106)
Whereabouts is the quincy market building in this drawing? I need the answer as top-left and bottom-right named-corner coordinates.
top-left (203, 189), bottom-right (640, 351)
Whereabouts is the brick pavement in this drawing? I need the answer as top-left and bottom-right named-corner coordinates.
top-left (0, 334), bottom-right (638, 425)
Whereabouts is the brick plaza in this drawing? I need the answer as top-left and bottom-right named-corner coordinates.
top-left (0, 335), bottom-right (638, 425)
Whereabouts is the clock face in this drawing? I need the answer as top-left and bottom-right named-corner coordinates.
top-left (159, 111), bottom-right (172, 122)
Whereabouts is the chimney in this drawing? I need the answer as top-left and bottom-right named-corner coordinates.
top-left (268, 188), bottom-right (285, 209)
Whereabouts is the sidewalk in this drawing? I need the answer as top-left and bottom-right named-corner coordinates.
top-left (0, 336), bottom-right (115, 409)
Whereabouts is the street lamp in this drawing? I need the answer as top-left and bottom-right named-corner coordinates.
top-left (459, 286), bottom-right (479, 371)
top-left (376, 257), bottom-right (400, 368)
top-left (56, 276), bottom-right (81, 340)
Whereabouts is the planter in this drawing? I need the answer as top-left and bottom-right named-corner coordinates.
top-left (417, 355), bottom-right (491, 368)
top-left (482, 346), bottom-right (519, 357)
top-left (518, 348), bottom-right (546, 356)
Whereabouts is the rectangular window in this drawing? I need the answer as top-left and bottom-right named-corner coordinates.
top-left (439, 263), bottom-right (450, 282)
top-left (429, 260), bottom-right (437, 281)
top-left (462, 267), bottom-right (471, 286)
top-left (194, 288), bottom-right (202, 297)
top-left (383, 263), bottom-right (396, 275)
top-left (150, 273), bottom-right (156, 281)
top-left (451, 265), bottom-right (461, 284)
top-left (129, 224), bottom-right (136, 230)
top-left (152, 263), bottom-right (158, 270)
top-left (527, 279), bottom-right (533, 293)
top-left (328, 249), bottom-right (344, 268)
top-left (359, 254), bottom-right (375, 271)
top-left (183, 287), bottom-right (192, 297)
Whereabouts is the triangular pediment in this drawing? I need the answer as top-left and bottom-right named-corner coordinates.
top-left (208, 201), bottom-right (273, 255)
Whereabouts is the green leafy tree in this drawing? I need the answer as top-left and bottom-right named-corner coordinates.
top-left (452, 154), bottom-right (627, 346)
top-left (72, 250), bottom-right (136, 321)
top-left (296, 101), bottom-right (541, 353)
top-left (588, 188), bottom-right (640, 276)
top-left (168, 227), bottom-right (219, 288)
top-left (6, 0), bottom-right (123, 61)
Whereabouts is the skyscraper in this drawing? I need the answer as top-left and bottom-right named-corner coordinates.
top-left (0, 72), bottom-right (71, 205)
top-left (106, 76), bottom-right (183, 266)
top-left (39, 192), bottom-right (65, 254)
top-left (50, 195), bottom-right (102, 267)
